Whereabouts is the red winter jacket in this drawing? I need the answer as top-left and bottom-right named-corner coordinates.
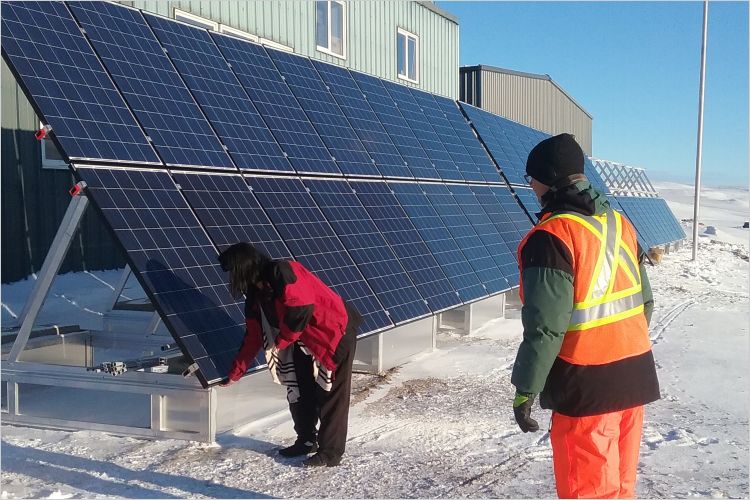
top-left (227, 260), bottom-right (351, 382)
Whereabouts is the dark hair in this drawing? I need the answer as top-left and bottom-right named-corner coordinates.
top-left (217, 243), bottom-right (271, 299)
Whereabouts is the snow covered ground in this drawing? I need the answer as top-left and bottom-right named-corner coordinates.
top-left (1, 186), bottom-right (748, 498)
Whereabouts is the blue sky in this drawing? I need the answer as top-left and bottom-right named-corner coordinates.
top-left (441, 1), bottom-right (748, 187)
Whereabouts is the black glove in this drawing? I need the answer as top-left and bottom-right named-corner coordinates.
top-left (513, 391), bottom-right (540, 433)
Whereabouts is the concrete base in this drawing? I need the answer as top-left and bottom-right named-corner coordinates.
top-left (436, 293), bottom-right (509, 336)
top-left (353, 316), bottom-right (436, 374)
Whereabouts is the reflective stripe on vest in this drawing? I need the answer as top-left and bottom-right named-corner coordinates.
top-left (539, 210), bottom-right (643, 332)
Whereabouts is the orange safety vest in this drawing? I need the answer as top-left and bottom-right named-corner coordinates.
top-left (518, 209), bottom-right (652, 366)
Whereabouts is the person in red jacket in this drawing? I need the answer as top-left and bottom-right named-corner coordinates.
top-left (217, 242), bottom-right (362, 468)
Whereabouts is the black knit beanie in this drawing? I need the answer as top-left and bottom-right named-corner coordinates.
top-left (525, 133), bottom-right (584, 187)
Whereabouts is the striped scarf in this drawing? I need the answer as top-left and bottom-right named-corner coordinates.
top-left (260, 308), bottom-right (332, 404)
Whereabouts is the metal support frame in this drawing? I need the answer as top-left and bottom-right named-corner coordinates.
top-left (9, 186), bottom-right (89, 362)
top-left (108, 265), bottom-right (132, 310)
top-left (591, 158), bottom-right (659, 198)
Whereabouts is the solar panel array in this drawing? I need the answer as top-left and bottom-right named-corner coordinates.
top-left (614, 197), bottom-right (686, 249)
top-left (2, 0), bottom-right (681, 388)
top-left (457, 101), bottom-right (685, 252)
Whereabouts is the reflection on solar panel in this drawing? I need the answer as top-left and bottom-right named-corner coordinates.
top-left (75, 167), bottom-right (249, 386)
top-left (246, 176), bottom-right (391, 334)
top-left (430, 94), bottom-right (501, 183)
top-left (513, 188), bottom-right (542, 223)
top-left (489, 185), bottom-right (534, 243)
top-left (304, 179), bottom-right (430, 323)
top-left (615, 196), bottom-right (686, 249)
top-left (0, 2), bottom-right (159, 164)
top-left (313, 62), bottom-right (413, 179)
top-left (390, 182), bottom-right (486, 302)
top-left (144, 14), bottom-right (292, 173)
top-left (354, 181), bottom-right (460, 312)
top-left (69, 2), bottom-right (233, 169)
top-left (470, 186), bottom-right (531, 272)
top-left (351, 71), bottom-right (440, 180)
top-left (419, 183), bottom-right (508, 293)
top-left (383, 81), bottom-right (463, 181)
top-left (267, 51), bottom-right (379, 177)
top-left (460, 102), bottom-right (548, 186)
top-left (210, 33), bottom-right (340, 175)
top-left (446, 184), bottom-right (517, 285)
top-left (172, 172), bottom-right (291, 259)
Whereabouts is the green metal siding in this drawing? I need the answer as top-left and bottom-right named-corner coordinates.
top-left (120, 0), bottom-right (459, 97)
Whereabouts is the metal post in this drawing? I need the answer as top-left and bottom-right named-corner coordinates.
top-left (108, 265), bottom-right (132, 311)
top-left (692, 0), bottom-right (709, 261)
top-left (9, 186), bottom-right (89, 362)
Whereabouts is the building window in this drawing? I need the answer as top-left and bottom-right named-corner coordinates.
top-left (219, 24), bottom-right (259, 43)
top-left (40, 122), bottom-right (67, 170)
top-left (316, 1), bottom-right (346, 59)
top-left (173, 9), bottom-right (218, 31)
top-left (397, 28), bottom-right (418, 83)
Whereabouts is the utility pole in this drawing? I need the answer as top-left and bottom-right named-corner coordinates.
top-left (691, 0), bottom-right (709, 261)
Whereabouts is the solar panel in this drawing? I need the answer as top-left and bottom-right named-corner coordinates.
top-left (68, 2), bottom-right (233, 169)
top-left (353, 181), bottom-right (461, 313)
top-left (210, 33), bottom-right (340, 175)
top-left (304, 179), bottom-right (430, 323)
top-left (350, 71), bottom-right (440, 180)
top-left (488, 185), bottom-right (534, 245)
top-left (312, 61), bottom-right (413, 179)
top-left (144, 14), bottom-right (293, 173)
top-left (389, 182), bottom-right (487, 302)
top-left (266, 50), bottom-right (380, 177)
top-left (246, 176), bottom-right (391, 334)
top-left (460, 102), bottom-right (548, 186)
top-left (171, 172), bottom-right (292, 259)
top-left (406, 88), bottom-right (484, 183)
top-left (513, 187), bottom-right (542, 223)
top-left (1, 2), bottom-right (159, 164)
top-left (430, 94), bottom-right (502, 183)
top-left (382, 81), bottom-right (464, 181)
top-left (75, 167), bottom-right (250, 386)
top-left (615, 196), bottom-right (685, 249)
top-left (446, 184), bottom-right (517, 286)
top-left (469, 185), bottom-right (531, 264)
top-left (419, 183), bottom-right (509, 294)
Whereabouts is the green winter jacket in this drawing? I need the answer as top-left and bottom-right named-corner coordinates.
top-left (511, 181), bottom-right (657, 413)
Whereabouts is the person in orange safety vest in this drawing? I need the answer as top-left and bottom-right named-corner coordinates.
top-left (510, 133), bottom-right (660, 498)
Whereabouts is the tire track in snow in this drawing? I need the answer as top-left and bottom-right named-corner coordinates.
top-left (649, 292), bottom-right (709, 344)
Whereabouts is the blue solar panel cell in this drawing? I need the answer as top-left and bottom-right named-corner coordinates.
top-left (446, 184), bottom-right (517, 286)
top-left (488, 185), bottom-right (534, 245)
top-left (266, 50), bottom-right (380, 177)
top-left (172, 172), bottom-right (292, 259)
top-left (1, 1), bottom-right (159, 164)
top-left (350, 71), bottom-right (440, 180)
top-left (144, 14), bottom-right (293, 173)
top-left (312, 62), bottom-right (413, 179)
top-left (389, 182), bottom-right (487, 302)
top-left (210, 33), bottom-right (340, 175)
top-left (68, 2), bottom-right (234, 169)
top-left (246, 176), bottom-right (391, 334)
top-left (419, 183), bottom-right (509, 294)
top-left (353, 181), bottom-right (461, 313)
top-left (304, 179), bottom-right (430, 324)
top-left (382, 81), bottom-right (464, 181)
top-left (75, 167), bottom-right (250, 386)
